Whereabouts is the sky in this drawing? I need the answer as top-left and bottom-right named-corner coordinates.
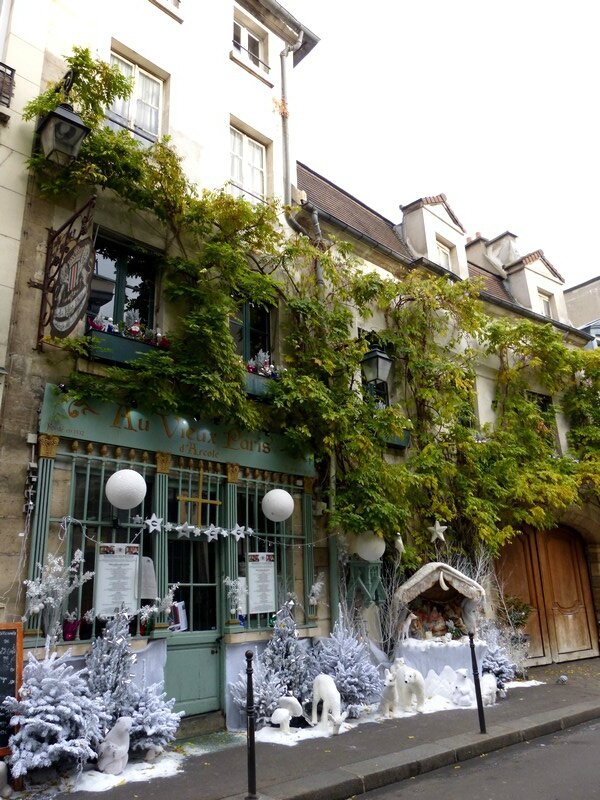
top-left (283, 0), bottom-right (599, 289)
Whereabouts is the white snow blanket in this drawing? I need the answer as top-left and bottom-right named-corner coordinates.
top-left (395, 637), bottom-right (488, 677)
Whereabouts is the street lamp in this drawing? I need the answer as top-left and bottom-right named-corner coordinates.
top-left (37, 103), bottom-right (90, 165)
top-left (361, 345), bottom-right (392, 405)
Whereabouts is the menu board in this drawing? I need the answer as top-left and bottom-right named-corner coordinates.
top-left (94, 543), bottom-right (140, 617)
top-left (247, 553), bottom-right (276, 614)
top-left (0, 622), bottom-right (23, 757)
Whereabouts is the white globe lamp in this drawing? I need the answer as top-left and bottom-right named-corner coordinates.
top-left (105, 469), bottom-right (147, 510)
top-left (261, 489), bottom-right (295, 522)
top-left (354, 531), bottom-right (386, 562)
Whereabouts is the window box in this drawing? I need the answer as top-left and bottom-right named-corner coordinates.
top-left (386, 430), bottom-right (411, 449)
top-left (87, 328), bottom-right (156, 364)
top-left (244, 372), bottom-right (272, 398)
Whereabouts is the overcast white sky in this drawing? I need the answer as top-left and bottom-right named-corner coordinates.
top-left (284, 1), bottom-right (599, 288)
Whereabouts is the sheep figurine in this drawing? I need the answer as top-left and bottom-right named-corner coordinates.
top-left (311, 674), bottom-right (348, 734)
top-left (378, 668), bottom-right (399, 718)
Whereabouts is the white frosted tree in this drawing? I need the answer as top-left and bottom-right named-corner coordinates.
top-left (83, 611), bottom-right (140, 726)
top-left (4, 651), bottom-right (105, 778)
top-left (129, 683), bottom-right (184, 753)
top-left (229, 651), bottom-right (287, 727)
top-left (312, 616), bottom-right (383, 718)
top-left (260, 600), bottom-right (312, 702)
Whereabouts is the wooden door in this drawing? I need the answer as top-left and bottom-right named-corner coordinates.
top-left (535, 529), bottom-right (598, 662)
top-left (497, 528), bottom-right (598, 665)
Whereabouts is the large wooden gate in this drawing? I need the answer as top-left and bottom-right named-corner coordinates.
top-left (497, 527), bottom-right (599, 665)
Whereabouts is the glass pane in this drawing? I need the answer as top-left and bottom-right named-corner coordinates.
top-left (110, 55), bottom-right (132, 121)
top-left (135, 72), bottom-right (160, 136)
top-left (192, 586), bottom-right (217, 630)
top-left (247, 33), bottom-right (260, 66)
top-left (89, 252), bottom-right (116, 323)
top-left (169, 539), bottom-right (191, 583)
top-left (192, 539), bottom-right (215, 583)
top-left (233, 21), bottom-right (241, 48)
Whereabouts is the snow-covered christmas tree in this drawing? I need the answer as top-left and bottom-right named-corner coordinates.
top-left (311, 614), bottom-right (383, 718)
top-left (260, 600), bottom-right (312, 702)
top-left (83, 610), bottom-right (182, 752)
top-left (481, 625), bottom-right (516, 690)
top-left (229, 650), bottom-right (287, 727)
top-left (4, 651), bottom-right (105, 778)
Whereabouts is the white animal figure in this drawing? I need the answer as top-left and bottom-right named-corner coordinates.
top-left (311, 674), bottom-right (348, 734)
top-left (401, 667), bottom-right (425, 712)
top-left (461, 597), bottom-right (479, 635)
top-left (480, 672), bottom-right (498, 706)
top-left (452, 668), bottom-right (476, 707)
top-left (97, 716), bottom-right (133, 775)
top-left (400, 611), bottom-right (417, 641)
top-left (0, 761), bottom-right (13, 798)
top-left (378, 668), bottom-right (399, 718)
top-left (277, 695), bottom-right (303, 718)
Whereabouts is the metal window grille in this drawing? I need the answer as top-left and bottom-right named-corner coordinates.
top-left (0, 63), bottom-right (15, 108)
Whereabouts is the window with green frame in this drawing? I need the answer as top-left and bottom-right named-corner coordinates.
top-left (87, 234), bottom-right (159, 332)
top-left (229, 301), bottom-right (271, 363)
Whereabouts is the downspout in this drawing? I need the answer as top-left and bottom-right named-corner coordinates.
top-left (279, 35), bottom-right (338, 622)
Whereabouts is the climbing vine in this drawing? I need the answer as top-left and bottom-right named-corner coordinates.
top-left (25, 49), bottom-right (600, 566)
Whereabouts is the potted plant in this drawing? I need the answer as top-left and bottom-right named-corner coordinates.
top-left (62, 610), bottom-right (80, 641)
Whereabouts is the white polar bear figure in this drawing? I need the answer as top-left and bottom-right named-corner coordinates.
top-left (401, 667), bottom-right (425, 712)
top-left (480, 672), bottom-right (498, 706)
top-left (97, 716), bottom-right (133, 775)
top-left (378, 668), bottom-right (399, 718)
top-left (311, 674), bottom-right (348, 734)
top-left (452, 668), bottom-right (476, 707)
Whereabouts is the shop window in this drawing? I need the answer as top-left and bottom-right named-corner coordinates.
top-left (87, 234), bottom-right (158, 333)
top-left (107, 53), bottom-right (163, 143)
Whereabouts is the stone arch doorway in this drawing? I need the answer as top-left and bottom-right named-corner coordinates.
top-left (497, 527), bottom-right (599, 665)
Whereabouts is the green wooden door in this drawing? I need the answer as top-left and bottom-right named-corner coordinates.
top-left (165, 536), bottom-right (222, 715)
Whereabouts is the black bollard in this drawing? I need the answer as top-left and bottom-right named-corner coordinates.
top-left (245, 649), bottom-right (258, 800)
top-left (468, 632), bottom-right (487, 734)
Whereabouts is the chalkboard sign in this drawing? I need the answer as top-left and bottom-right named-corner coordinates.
top-left (0, 622), bottom-right (23, 757)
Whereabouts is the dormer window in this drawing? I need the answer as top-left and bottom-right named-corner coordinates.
top-left (233, 17), bottom-right (269, 74)
top-left (539, 291), bottom-right (553, 318)
top-left (436, 240), bottom-right (451, 270)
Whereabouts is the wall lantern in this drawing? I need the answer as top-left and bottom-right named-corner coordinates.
top-left (37, 103), bottom-right (90, 165)
top-left (261, 489), bottom-right (294, 522)
top-left (105, 469), bottom-right (147, 510)
top-left (361, 345), bottom-right (392, 406)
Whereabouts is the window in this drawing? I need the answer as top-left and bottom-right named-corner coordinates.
top-left (107, 53), bottom-right (162, 143)
top-left (230, 301), bottom-right (271, 362)
top-left (87, 234), bottom-right (158, 332)
top-left (230, 127), bottom-right (266, 201)
top-left (436, 241), bottom-right (451, 270)
top-left (232, 18), bottom-right (269, 74)
top-left (539, 292), bottom-right (553, 318)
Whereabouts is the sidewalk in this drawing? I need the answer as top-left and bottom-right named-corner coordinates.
top-left (65, 659), bottom-right (600, 800)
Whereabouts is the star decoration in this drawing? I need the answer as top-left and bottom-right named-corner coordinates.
top-left (145, 513), bottom-right (163, 533)
top-left (428, 520), bottom-right (447, 543)
top-left (218, 526), bottom-right (229, 537)
top-left (132, 515), bottom-right (143, 524)
top-left (176, 521), bottom-right (194, 539)
top-left (164, 522), bottom-right (174, 532)
top-left (231, 524), bottom-right (246, 542)
top-left (204, 524), bottom-right (220, 542)
top-left (193, 527), bottom-right (203, 537)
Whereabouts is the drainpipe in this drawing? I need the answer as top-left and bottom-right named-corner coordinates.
top-left (279, 36), bottom-right (338, 623)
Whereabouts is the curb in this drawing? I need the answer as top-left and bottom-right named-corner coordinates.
top-left (239, 702), bottom-right (600, 800)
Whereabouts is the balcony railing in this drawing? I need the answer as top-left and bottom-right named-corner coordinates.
top-left (0, 63), bottom-right (15, 108)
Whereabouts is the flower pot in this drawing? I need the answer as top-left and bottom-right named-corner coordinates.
top-left (62, 619), bottom-right (80, 641)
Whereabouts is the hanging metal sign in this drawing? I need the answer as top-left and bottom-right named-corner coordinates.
top-left (36, 196), bottom-right (97, 341)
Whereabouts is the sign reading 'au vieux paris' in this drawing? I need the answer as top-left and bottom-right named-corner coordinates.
top-left (39, 384), bottom-right (314, 476)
